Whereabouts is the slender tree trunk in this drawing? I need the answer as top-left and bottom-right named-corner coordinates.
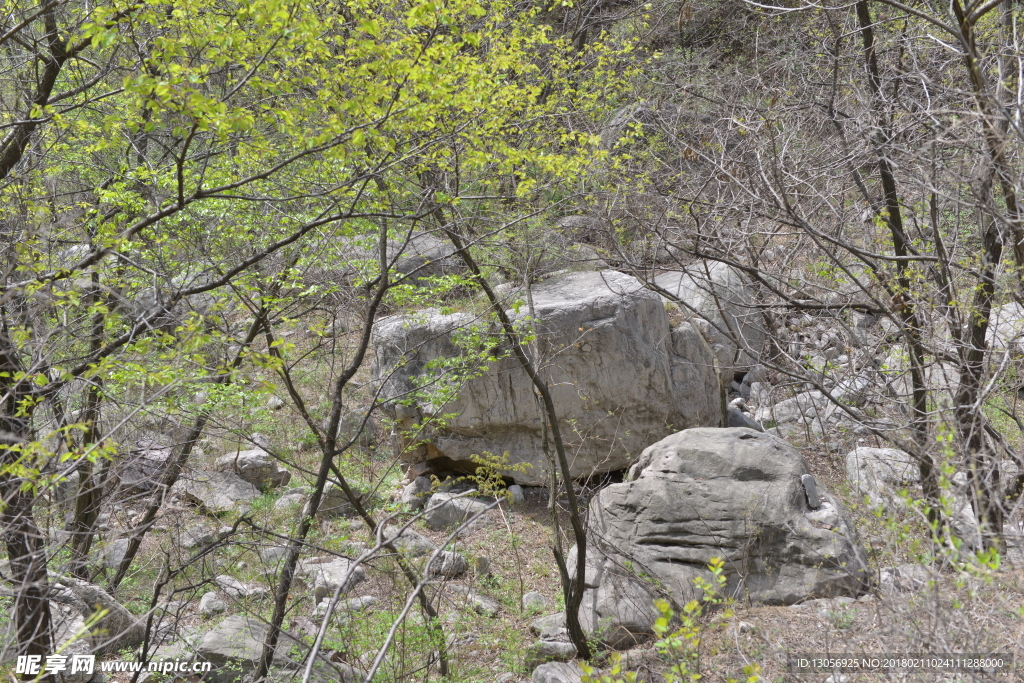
top-left (0, 316), bottom-right (54, 681)
top-left (855, 0), bottom-right (944, 527)
top-left (440, 226), bottom-right (593, 660)
top-left (70, 273), bottom-right (106, 579)
top-left (948, 0), bottom-right (1014, 548)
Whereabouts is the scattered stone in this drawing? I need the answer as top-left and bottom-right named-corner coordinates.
top-left (173, 470), bottom-right (260, 514)
top-left (260, 546), bottom-right (289, 563)
top-left (475, 556), bottom-right (492, 577)
top-left (529, 613), bottom-right (567, 640)
top-left (522, 591), bottom-right (548, 612)
top-left (267, 395), bottom-right (285, 410)
top-left (214, 448), bottom-right (291, 489)
top-left (424, 492), bottom-right (492, 530)
top-left (214, 575), bottom-right (267, 599)
top-left (426, 551), bottom-right (469, 578)
top-left (103, 538), bottom-right (130, 570)
top-left (508, 484), bottom-right (526, 504)
top-left (448, 584), bottom-right (500, 617)
top-left (318, 482), bottom-right (381, 518)
top-left (879, 564), bottom-right (935, 594)
top-left (531, 662), bottom-right (591, 683)
top-left (297, 557), bottom-right (367, 601)
top-left (183, 525), bottom-right (215, 549)
top-left (401, 476), bottom-right (433, 510)
top-left (525, 639), bottom-right (577, 668)
top-left (199, 592), bottom-right (226, 617)
top-left (845, 447), bottom-right (920, 510)
top-left (385, 528), bottom-right (436, 557)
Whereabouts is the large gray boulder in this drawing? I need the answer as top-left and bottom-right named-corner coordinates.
top-left (574, 428), bottom-right (868, 648)
top-left (373, 270), bottom-right (720, 485)
top-left (654, 262), bottom-right (765, 375)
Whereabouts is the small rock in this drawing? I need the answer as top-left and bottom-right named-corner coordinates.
top-left (801, 474), bottom-right (821, 508)
top-left (261, 546), bottom-right (289, 563)
top-left (424, 492), bottom-right (492, 530)
top-left (250, 433), bottom-right (272, 450)
top-left (312, 595), bottom-right (378, 618)
top-left (448, 585), bottom-right (499, 617)
top-left (214, 449), bottom-right (291, 489)
top-left (522, 591), bottom-right (548, 612)
top-left (508, 484), bottom-right (526, 504)
top-left (530, 613), bottom-right (567, 640)
top-left (401, 476), bottom-right (433, 511)
top-left (103, 538), bottom-right (130, 570)
top-left (275, 492), bottom-right (307, 510)
top-left (297, 557), bottom-right (367, 602)
top-left (318, 483), bottom-right (381, 518)
top-left (267, 396), bottom-right (285, 410)
top-left (199, 592), bottom-right (226, 617)
top-left (475, 556), bottom-right (492, 576)
top-left (727, 408), bottom-right (763, 431)
top-left (386, 528), bottom-right (436, 557)
top-left (525, 639), bottom-right (576, 668)
top-left (531, 662), bottom-right (591, 683)
top-left (213, 575), bottom-right (267, 599)
top-left (426, 551), bottom-right (469, 578)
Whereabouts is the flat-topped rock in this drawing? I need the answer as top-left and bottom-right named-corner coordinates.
top-left (373, 270), bottom-right (720, 485)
